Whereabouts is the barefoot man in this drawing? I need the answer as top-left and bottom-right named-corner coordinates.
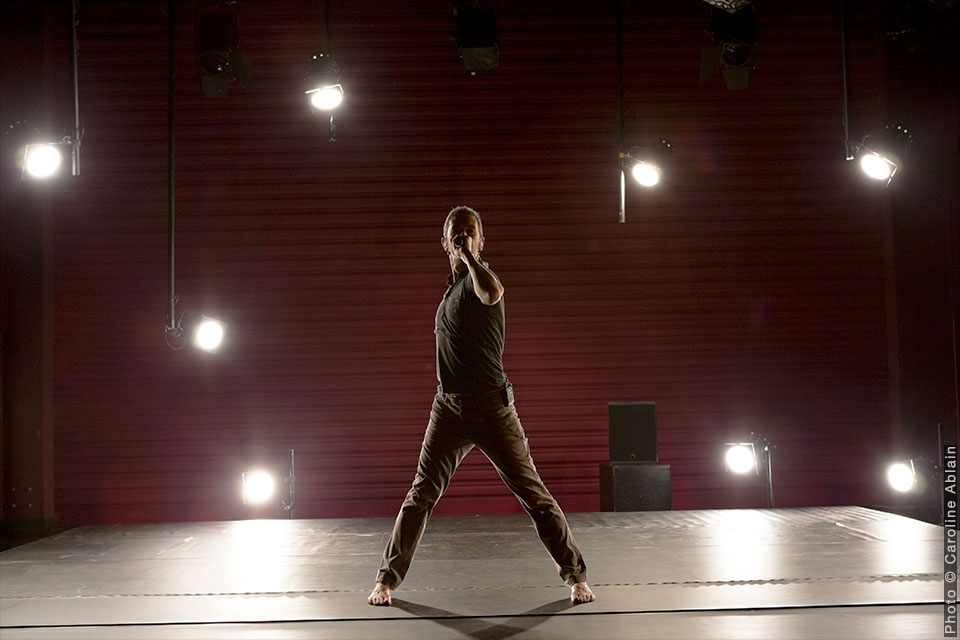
top-left (368, 206), bottom-right (595, 606)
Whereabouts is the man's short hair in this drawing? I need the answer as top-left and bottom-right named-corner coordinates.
top-left (443, 205), bottom-right (483, 238)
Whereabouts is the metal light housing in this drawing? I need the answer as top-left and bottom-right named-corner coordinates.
top-left (305, 53), bottom-right (343, 111)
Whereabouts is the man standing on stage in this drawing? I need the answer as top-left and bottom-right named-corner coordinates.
top-left (367, 205), bottom-right (595, 606)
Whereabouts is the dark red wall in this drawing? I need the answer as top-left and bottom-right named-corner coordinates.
top-left (2, 0), bottom-right (957, 526)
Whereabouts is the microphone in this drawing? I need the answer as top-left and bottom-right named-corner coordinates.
top-left (453, 236), bottom-right (466, 248)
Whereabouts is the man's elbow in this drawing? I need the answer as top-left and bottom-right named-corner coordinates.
top-left (482, 287), bottom-right (504, 305)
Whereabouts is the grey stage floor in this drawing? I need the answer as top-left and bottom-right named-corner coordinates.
top-left (0, 507), bottom-right (945, 639)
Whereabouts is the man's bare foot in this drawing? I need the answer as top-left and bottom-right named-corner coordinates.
top-left (570, 582), bottom-right (596, 603)
top-left (367, 582), bottom-right (392, 606)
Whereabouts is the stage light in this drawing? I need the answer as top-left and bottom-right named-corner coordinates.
top-left (883, 447), bottom-right (945, 525)
top-left (859, 152), bottom-right (895, 181)
top-left (192, 317), bottom-right (225, 352)
top-left (724, 443), bottom-right (758, 474)
top-left (886, 456), bottom-right (938, 495)
top-left (617, 140), bottom-right (673, 222)
top-left (839, 2), bottom-right (912, 186)
top-left (723, 432), bottom-right (775, 507)
top-left (455, 4), bottom-right (499, 74)
top-left (700, 0), bottom-right (752, 10)
top-left (305, 52), bottom-right (343, 141)
top-left (854, 125), bottom-right (911, 184)
top-left (305, 53), bottom-right (343, 112)
top-left (194, 5), bottom-right (251, 98)
top-left (624, 140), bottom-right (673, 188)
top-left (630, 161), bottom-right (661, 188)
top-left (886, 461), bottom-right (916, 493)
top-left (8, 0), bottom-right (83, 181)
top-left (699, 3), bottom-right (757, 91)
top-left (240, 450), bottom-right (297, 519)
top-left (6, 127), bottom-right (78, 182)
top-left (304, 0), bottom-right (344, 141)
top-left (308, 84), bottom-right (343, 111)
top-left (164, 307), bottom-right (226, 353)
top-left (242, 471), bottom-right (276, 505)
top-left (22, 143), bottom-right (64, 179)
top-left (163, 8), bottom-right (229, 355)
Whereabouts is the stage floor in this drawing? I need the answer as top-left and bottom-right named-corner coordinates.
top-left (0, 507), bottom-right (945, 639)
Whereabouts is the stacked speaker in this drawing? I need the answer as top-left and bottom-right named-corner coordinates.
top-left (599, 402), bottom-right (672, 511)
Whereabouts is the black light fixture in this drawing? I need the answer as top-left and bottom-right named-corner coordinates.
top-left (305, 53), bottom-right (343, 112)
top-left (305, 1), bottom-right (344, 142)
top-left (853, 124), bottom-right (912, 184)
top-left (840, 0), bottom-right (911, 185)
top-left (886, 455), bottom-right (944, 525)
top-left (699, 0), bottom-right (752, 11)
top-left (615, 0), bottom-right (671, 223)
top-left (241, 449), bottom-right (297, 519)
top-left (11, 0), bottom-right (82, 181)
top-left (623, 140), bottom-right (674, 188)
top-left (699, 1), bottom-right (757, 91)
top-left (723, 431), bottom-right (775, 508)
top-left (886, 457), bottom-right (938, 494)
top-left (455, 4), bottom-right (499, 75)
top-left (886, 424), bottom-right (948, 525)
top-left (194, 2), bottom-right (252, 99)
top-left (20, 139), bottom-right (69, 181)
top-left (166, 310), bottom-right (227, 352)
top-left (163, 0), bottom-right (225, 352)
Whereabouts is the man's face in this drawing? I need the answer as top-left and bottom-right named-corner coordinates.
top-left (442, 212), bottom-right (484, 259)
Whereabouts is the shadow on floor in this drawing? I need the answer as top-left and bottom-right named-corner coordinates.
top-left (391, 597), bottom-right (577, 640)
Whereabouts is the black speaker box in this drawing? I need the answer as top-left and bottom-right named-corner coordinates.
top-left (599, 462), bottom-right (671, 511)
top-left (608, 402), bottom-right (657, 462)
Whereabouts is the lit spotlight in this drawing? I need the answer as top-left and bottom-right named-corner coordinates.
top-left (860, 152), bottom-right (895, 181)
top-left (305, 53), bottom-right (343, 112)
top-left (239, 450), bottom-right (297, 519)
top-left (309, 85), bottom-right (343, 111)
top-left (192, 317), bottom-right (225, 352)
top-left (631, 161), bottom-right (662, 187)
top-left (242, 471), bottom-right (276, 505)
top-left (886, 461), bottom-right (916, 493)
top-left (724, 443), bottom-right (757, 474)
top-left (723, 432), bottom-right (775, 507)
top-left (625, 139), bottom-right (674, 188)
top-left (885, 458), bottom-right (937, 495)
top-left (23, 143), bottom-right (64, 179)
top-left (855, 125), bottom-right (911, 184)
top-left (164, 309), bottom-right (226, 353)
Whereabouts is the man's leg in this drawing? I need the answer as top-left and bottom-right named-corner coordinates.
top-left (471, 401), bottom-right (595, 602)
top-left (369, 396), bottom-right (472, 605)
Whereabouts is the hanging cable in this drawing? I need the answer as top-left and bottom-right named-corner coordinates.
top-left (616, 0), bottom-right (626, 223)
top-left (69, 0), bottom-right (81, 175)
top-left (165, 0), bottom-right (179, 342)
top-left (841, 0), bottom-right (854, 160)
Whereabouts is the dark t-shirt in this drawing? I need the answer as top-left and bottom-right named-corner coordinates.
top-left (435, 266), bottom-right (508, 393)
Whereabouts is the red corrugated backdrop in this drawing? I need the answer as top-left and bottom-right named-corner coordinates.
top-left (6, 0), bottom-right (920, 525)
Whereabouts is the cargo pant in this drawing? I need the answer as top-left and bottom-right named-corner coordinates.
top-left (376, 386), bottom-right (588, 588)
